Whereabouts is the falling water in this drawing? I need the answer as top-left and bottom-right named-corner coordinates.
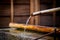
top-left (26, 16), bottom-right (32, 25)
top-left (23, 16), bottom-right (32, 40)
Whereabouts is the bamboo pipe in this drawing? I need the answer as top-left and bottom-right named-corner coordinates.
top-left (33, 7), bottom-right (60, 15)
top-left (9, 23), bottom-right (60, 33)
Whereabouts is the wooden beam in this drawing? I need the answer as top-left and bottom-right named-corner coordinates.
top-left (30, 0), bottom-right (40, 25)
top-left (11, 0), bottom-right (14, 22)
top-left (34, 0), bottom-right (40, 25)
top-left (53, 0), bottom-right (56, 26)
top-left (30, 0), bottom-right (35, 24)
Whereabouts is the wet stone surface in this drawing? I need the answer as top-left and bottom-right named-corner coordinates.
top-left (0, 28), bottom-right (59, 40)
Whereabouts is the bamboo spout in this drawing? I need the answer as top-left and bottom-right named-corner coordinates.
top-left (33, 7), bottom-right (60, 15)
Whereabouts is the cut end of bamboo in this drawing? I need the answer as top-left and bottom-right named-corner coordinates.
top-left (9, 23), bottom-right (24, 28)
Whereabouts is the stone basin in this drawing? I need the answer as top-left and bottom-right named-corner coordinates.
top-left (0, 28), bottom-right (59, 40)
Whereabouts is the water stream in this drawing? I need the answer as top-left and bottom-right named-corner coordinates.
top-left (26, 16), bottom-right (32, 25)
top-left (23, 16), bottom-right (32, 40)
